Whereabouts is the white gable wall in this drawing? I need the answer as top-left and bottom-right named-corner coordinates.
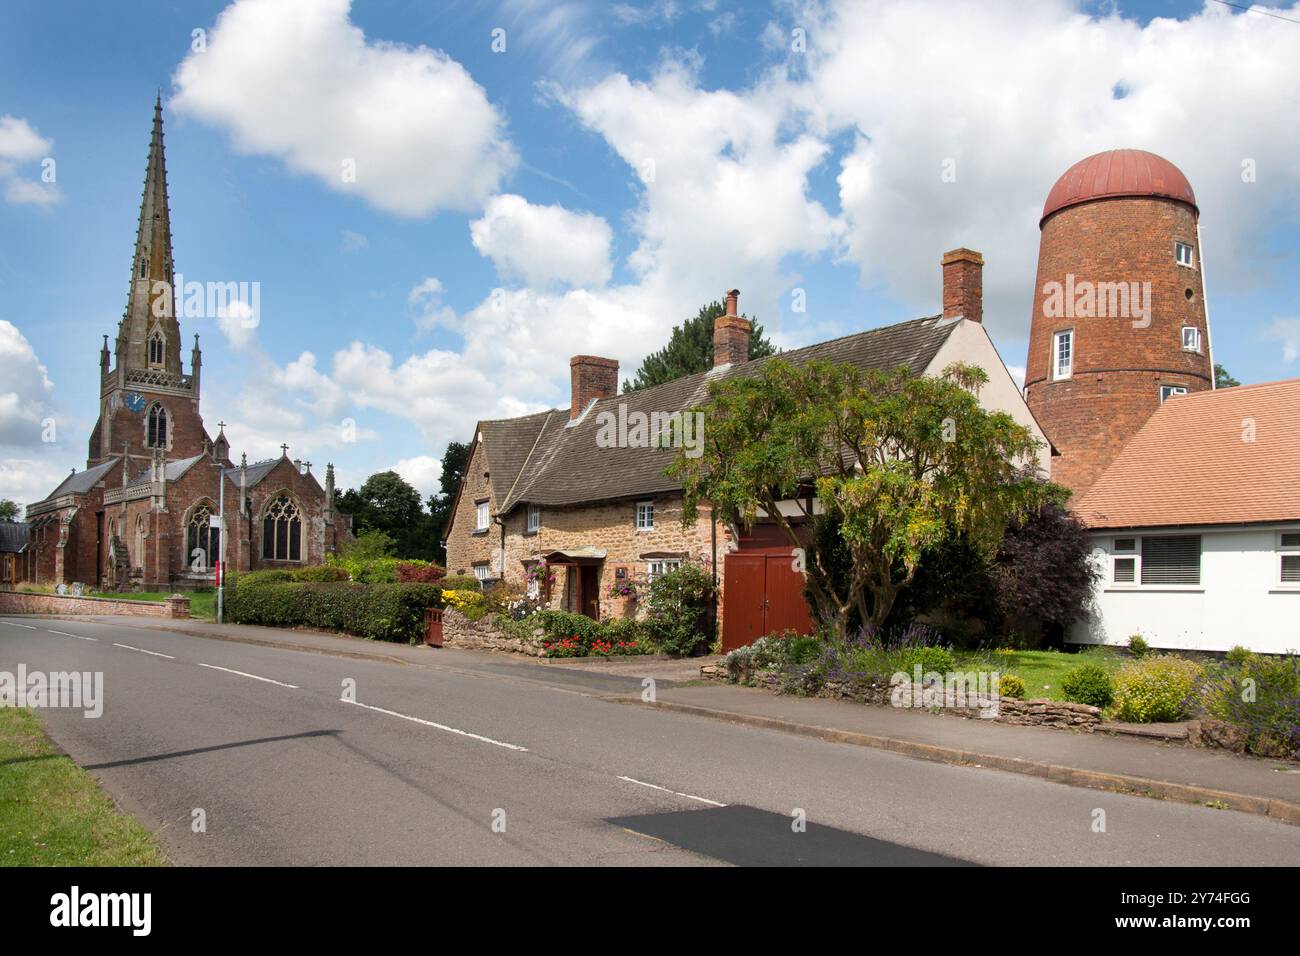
top-left (1071, 525), bottom-right (1300, 654)
top-left (925, 318), bottom-right (1052, 475)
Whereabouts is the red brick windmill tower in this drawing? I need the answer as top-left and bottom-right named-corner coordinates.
top-left (1024, 149), bottom-right (1215, 497)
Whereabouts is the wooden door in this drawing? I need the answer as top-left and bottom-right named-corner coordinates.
top-left (764, 554), bottom-right (814, 636)
top-left (579, 565), bottom-right (600, 620)
top-left (722, 553), bottom-right (767, 651)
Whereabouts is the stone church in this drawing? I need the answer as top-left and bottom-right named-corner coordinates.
top-left (20, 98), bottom-right (349, 590)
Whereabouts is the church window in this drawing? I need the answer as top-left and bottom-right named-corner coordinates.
top-left (262, 495), bottom-right (302, 561)
top-left (148, 331), bottom-right (164, 365)
top-left (186, 504), bottom-right (220, 572)
top-left (146, 403), bottom-right (168, 447)
top-left (139, 258), bottom-right (147, 278)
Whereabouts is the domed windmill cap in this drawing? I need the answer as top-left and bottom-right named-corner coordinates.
top-left (1041, 149), bottom-right (1197, 226)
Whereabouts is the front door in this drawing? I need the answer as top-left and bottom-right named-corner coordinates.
top-left (579, 564), bottom-right (600, 620)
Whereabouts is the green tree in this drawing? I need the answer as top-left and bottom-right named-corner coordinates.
top-left (427, 440), bottom-right (471, 564)
top-left (624, 300), bottom-right (776, 391)
top-left (336, 471), bottom-right (431, 559)
top-left (0, 499), bottom-right (19, 521)
top-left (670, 359), bottom-right (1057, 636)
top-left (1214, 363), bottom-right (1240, 388)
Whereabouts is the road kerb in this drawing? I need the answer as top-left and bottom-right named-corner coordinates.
top-left (613, 696), bottom-right (1300, 827)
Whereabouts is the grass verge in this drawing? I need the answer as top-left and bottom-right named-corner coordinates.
top-left (0, 707), bottom-right (166, 866)
top-left (88, 590), bottom-right (216, 620)
top-left (955, 646), bottom-right (1127, 701)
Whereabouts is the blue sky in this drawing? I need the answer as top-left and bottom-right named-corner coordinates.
top-left (2, 0), bottom-right (1299, 508)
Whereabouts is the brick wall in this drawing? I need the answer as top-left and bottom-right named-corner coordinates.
top-left (1025, 197), bottom-right (1213, 497)
top-left (0, 589), bottom-right (189, 618)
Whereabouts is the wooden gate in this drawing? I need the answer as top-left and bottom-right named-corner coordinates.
top-left (722, 550), bottom-right (814, 652)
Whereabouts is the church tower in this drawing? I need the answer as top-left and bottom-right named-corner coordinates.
top-left (1024, 149), bottom-right (1214, 497)
top-left (89, 95), bottom-right (208, 469)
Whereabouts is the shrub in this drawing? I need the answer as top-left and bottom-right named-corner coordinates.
top-left (725, 646), bottom-right (755, 683)
top-left (1112, 655), bottom-right (1202, 723)
top-left (441, 574), bottom-right (483, 591)
top-left (1194, 652), bottom-right (1300, 757)
top-left (643, 562), bottom-right (715, 656)
top-left (902, 646), bottom-right (956, 677)
top-left (1127, 634), bottom-right (1152, 658)
top-left (441, 588), bottom-right (487, 619)
top-left (534, 609), bottom-right (604, 644)
top-left (998, 674), bottom-right (1026, 699)
top-left (292, 565), bottom-right (350, 583)
top-left (395, 561), bottom-right (446, 584)
top-left (1061, 662), bottom-right (1115, 708)
top-left (228, 579), bottom-right (440, 643)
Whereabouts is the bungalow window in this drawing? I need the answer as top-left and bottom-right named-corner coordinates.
top-left (647, 558), bottom-right (681, 581)
top-left (1052, 330), bottom-right (1073, 381)
top-left (475, 500), bottom-right (489, 532)
top-left (1280, 532), bottom-right (1300, 585)
top-left (1112, 538), bottom-right (1137, 584)
top-left (1140, 535), bottom-right (1201, 586)
top-left (1181, 326), bottom-right (1201, 353)
top-left (1175, 241), bottom-right (1195, 268)
top-left (526, 505), bottom-right (540, 534)
top-left (635, 501), bottom-right (654, 531)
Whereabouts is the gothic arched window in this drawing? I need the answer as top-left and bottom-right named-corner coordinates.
top-left (139, 258), bottom-right (147, 278)
top-left (261, 495), bottom-right (302, 561)
top-left (148, 331), bottom-right (164, 366)
top-left (146, 403), bottom-right (168, 448)
top-left (186, 503), bottom-right (220, 572)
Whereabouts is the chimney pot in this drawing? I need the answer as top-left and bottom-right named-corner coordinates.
top-left (713, 289), bottom-right (751, 368)
top-left (941, 248), bottom-right (984, 324)
top-left (569, 355), bottom-right (619, 420)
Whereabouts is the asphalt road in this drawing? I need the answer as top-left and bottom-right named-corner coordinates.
top-left (3, 615), bottom-right (1298, 866)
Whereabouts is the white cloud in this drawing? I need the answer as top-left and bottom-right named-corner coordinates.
top-left (779, 0), bottom-right (1300, 337)
top-left (391, 455), bottom-right (442, 500)
top-left (1266, 317), bottom-right (1300, 362)
top-left (470, 194), bottom-right (614, 288)
top-left (215, 298), bottom-right (258, 351)
top-left (341, 230), bottom-right (368, 253)
top-left (0, 320), bottom-right (55, 446)
top-left (407, 277), bottom-right (458, 331)
top-left (172, 0), bottom-right (515, 217)
top-left (0, 457), bottom-right (69, 515)
top-left (0, 116), bottom-right (60, 206)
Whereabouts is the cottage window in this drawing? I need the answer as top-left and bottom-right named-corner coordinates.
top-left (526, 505), bottom-right (540, 534)
top-left (647, 558), bottom-right (681, 581)
top-left (635, 501), bottom-right (654, 531)
top-left (261, 495), bottom-right (302, 561)
top-left (1181, 326), bottom-right (1201, 353)
top-left (146, 403), bottom-right (168, 448)
top-left (1140, 535), bottom-right (1200, 586)
top-left (475, 500), bottom-right (489, 531)
top-left (186, 504), bottom-right (220, 572)
top-left (1280, 532), bottom-right (1300, 585)
top-left (1052, 330), bottom-right (1073, 381)
top-left (1175, 241), bottom-right (1195, 268)
top-left (474, 564), bottom-right (490, 582)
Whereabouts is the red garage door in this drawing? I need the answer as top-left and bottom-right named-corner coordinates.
top-left (722, 550), bottom-right (814, 652)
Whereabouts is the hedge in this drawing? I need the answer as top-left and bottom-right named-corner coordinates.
top-left (227, 575), bottom-right (441, 643)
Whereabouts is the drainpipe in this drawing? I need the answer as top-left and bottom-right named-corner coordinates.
top-left (710, 507), bottom-right (718, 643)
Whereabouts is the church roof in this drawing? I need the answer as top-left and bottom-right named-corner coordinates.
top-left (226, 458), bottom-right (282, 489)
top-left (0, 522), bottom-right (30, 553)
top-left (46, 457), bottom-right (121, 498)
top-left (124, 453), bottom-right (206, 487)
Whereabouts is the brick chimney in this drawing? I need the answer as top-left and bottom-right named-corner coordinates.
top-left (713, 289), bottom-right (751, 368)
top-left (941, 248), bottom-right (984, 324)
top-left (569, 355), bottom-right (618, 420)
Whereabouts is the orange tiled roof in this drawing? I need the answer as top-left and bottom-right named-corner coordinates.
top-left (1075, 378), bottom-right (1300, 529)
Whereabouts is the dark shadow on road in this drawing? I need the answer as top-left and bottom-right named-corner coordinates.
top-left (607, 805), bottom-right (978, 866)
top-left (82, 729), bottom-right (343, 770)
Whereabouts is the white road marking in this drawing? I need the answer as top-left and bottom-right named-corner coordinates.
top-left (2, 621), bottom-right (37, 629)
top-left (617, 775), bottom-right (727, 807)
top-left (340, 698), bottom-right (528, 752)
top-left (198, 662), bottom-right (298, 688)
top-left (48, 629), bottom-right (97, 642)
top-left (113, 642), bottom-right (176, 659)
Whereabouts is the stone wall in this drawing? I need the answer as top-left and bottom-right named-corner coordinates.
top-left (0, 589), bottom-right (190, 619)
top-left (441, 607), bottom-right (545, 656)
top-left (702, 663), bottom-right (1103, 731)
top-left (444, 440), bottom-right (496, 576)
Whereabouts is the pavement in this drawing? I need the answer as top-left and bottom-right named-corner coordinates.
top-left (3, 612), bottom-right (1299, 866)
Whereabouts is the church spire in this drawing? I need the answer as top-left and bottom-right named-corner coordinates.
top-left (117, 93), bottom-right (180, 375)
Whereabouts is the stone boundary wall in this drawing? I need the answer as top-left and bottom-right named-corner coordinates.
top-left (701, 663), bottom-right (1103, 731)
top-left (0, 589), bottom-right (189, 619)
top-left (442, 607), bottom-right (545, 657)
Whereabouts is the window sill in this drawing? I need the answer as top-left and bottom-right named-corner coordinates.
top-left (1104, 585), bottom-right (1204, 593)
top-left (471, 529), bottom-right (489, 536)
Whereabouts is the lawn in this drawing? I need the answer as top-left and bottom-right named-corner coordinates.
top-left (0, 708), bottom-right (167, 866)
top-left (955, 646), bottom-right (1128, 701)
top-left (88, 590), bottom-right (216, 620)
